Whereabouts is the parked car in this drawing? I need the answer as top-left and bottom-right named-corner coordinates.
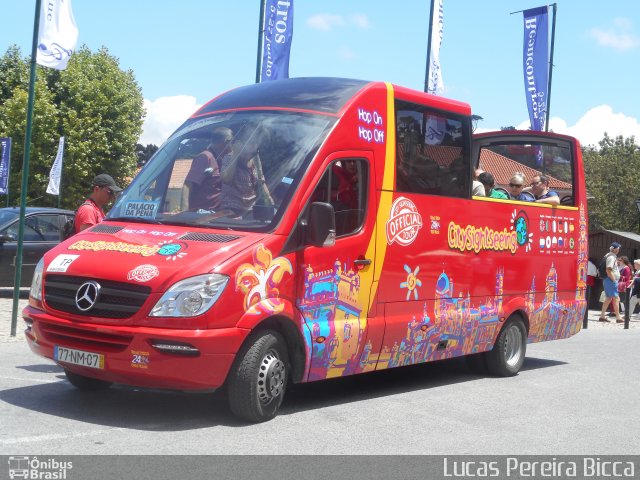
top-left (0, 207), bottom-right (75, 287)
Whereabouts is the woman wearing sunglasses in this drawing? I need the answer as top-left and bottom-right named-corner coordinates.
top-left (507, 172), bottom-right (535, 201)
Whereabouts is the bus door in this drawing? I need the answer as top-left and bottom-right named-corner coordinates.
top-left (295, 154), bottom-right (380, 381)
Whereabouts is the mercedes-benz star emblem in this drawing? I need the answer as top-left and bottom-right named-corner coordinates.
top-left (75, 281), bottom-right (101, 311)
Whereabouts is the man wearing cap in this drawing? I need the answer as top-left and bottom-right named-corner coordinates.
top-left (74, 173), bottom-right (123, 233)
top-left (599, 242), bottom-right (623, 323)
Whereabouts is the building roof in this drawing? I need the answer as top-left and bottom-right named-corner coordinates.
top-left (591, 229), bottom-right (640, 243)
top-left (479, 149), bottom-right (572, 190)
top-left (168, 159), bottom-right (192, 189)
top-left (397, 143), bottom-right (461, 168)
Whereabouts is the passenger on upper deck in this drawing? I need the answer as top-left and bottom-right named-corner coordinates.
top-left (472, 168), bottom-right (485, 197)
top-left (507, 172), bottom-right (535, 201)
top-left (478, 172), bottom-right (508, 199)
top-left (530, 174), bottom-right (560, 205)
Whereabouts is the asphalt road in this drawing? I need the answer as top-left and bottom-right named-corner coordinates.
top-left (0, 320), bottom-right (638, 456)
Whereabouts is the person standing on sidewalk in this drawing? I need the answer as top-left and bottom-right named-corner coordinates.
top-left (617, 256), bottom-right (633, 315)
top-left (599, 242), bottom-right (623, 323)
top-left (628, 259), bottom-right (640, 318)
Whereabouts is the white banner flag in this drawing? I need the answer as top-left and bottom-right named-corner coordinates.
top-left (36, 0), bottom-right (78, 70)
top-left (46, 137), bottom-right (65, 195)
top-left (427, 0), bottom-right (444, 96)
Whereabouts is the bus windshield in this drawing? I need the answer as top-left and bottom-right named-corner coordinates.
top-left (108, 111), bottom-right (334, 231)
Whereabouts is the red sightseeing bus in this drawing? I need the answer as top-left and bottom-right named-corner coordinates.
top-left (24, 78), bottom-right (587, 422)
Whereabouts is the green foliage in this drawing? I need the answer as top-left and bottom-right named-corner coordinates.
top-left (0, 45), bottom-right (29, 100)
top-left (135, 143), bottom-right (158, 166)
top-left (584, 134), bottom-right (640, 232)
top-left (0, 45), bottom-right (145, 209)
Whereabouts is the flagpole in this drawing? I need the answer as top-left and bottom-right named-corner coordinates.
top-left (255, 0), bottom-right (266, 83)
top-left (545, 3), bottom-right (557, 132)
top-left (423, 0), bottom-right (436, 93)
top-left (10, 0), bottom-right (42, 337)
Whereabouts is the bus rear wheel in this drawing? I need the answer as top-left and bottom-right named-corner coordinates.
top-left (64, 369), bottom-right (113, 391)
top-left (485, 318), bottom-right (527, 377)
top-left (227, 330), bottom-right (288, 423)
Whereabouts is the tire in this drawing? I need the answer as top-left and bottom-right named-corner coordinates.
top-left (485, 318), bottom-right (527, 377)
top-left (64, 369), bottom-right (113, 391)
top-left (228, 330), bottom-right (288, 423)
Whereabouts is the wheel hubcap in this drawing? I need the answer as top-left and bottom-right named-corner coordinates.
top-left (504, 325), bottom-right (523, 367)
top-left (257, 351), bottom-right (285, 405)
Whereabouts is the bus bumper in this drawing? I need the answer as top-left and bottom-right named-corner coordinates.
top-left (23, 305), bottom-right (250, 391)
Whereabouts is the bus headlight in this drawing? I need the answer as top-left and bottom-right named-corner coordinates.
top-left (30, 258), bottom-right (44, 301)
top-left (149, 274), bottom-right (229, 317)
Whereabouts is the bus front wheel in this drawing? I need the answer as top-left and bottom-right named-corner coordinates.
top-left (227, 330), bottom-right (289, 423)
top-left (485, 318), bottom-right (527, 376)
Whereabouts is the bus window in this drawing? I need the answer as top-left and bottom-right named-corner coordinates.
top-left (396, 101), bottom-right (469, 198)
top-left (475, 140), bottom-right (574, 205)
top-left (311, 158), bottom-right (368, 237)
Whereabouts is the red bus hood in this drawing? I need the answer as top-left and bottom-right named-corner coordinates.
top-left (44, 223), bottom-right (267, 292)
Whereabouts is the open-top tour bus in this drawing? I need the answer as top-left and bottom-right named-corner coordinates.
top-left (25, 78), bottom-right (587, 422)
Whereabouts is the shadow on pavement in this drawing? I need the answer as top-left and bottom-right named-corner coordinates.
top-left (0, 288), bottom-right (30, 299)
top-left (520, 357), bottom-right (566, 372)
top-left (15, 363), bottom-right (64, 374)
top-left (0, 355), bottom-right (563, 430)
top-left (280, 355), bottom-right (565, 417)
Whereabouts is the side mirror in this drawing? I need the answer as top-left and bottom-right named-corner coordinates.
top-left (306, 202), bottom-right (336, 247)
top-left (0, 233), bottom-right (15, 244)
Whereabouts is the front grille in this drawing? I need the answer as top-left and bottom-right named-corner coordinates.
top-left (89, 224), bottom-right (123, 234)
top-left (39, 321), bottom-right (132, 352)
top-left (178, 232), bottom-right (240, 243)
top-left (44, 274), bottom-right (151, 319)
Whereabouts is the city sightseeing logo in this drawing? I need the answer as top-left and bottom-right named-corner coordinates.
top-left (8, 456), bottom-right (72, 479)
top-left (385, 197), bottom-right (423, 246)
top-left (448, 221), bottom-right (518, 255)
top-left (511, 209), bottom-right (534, 252)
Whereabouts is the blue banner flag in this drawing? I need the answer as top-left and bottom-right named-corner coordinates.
top-left (0, 137), bottom-right (11, 195)
top-left (522, 6), bottom-right (549, 132)
top-left (260, 0), bottom-right (293, 82)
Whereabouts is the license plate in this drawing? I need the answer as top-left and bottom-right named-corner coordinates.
top-left (54, 346), bottom-right (104, 369)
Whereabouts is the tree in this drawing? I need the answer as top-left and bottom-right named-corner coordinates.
top-left (135, 143), bottom-right (158, 167)
top-left (0, 46), bottom-right (29, 101)
top-left (0, 45), bottom-right (145, 209)
top-left (583, 134), bottom-right (640, 232)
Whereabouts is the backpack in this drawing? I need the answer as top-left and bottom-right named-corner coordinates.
top-left (598, 253), bottom-right (614, 278)
top-left (62, 218), bottom-right (75, 240)
top-left (62, 200), bottom-right (92, 240)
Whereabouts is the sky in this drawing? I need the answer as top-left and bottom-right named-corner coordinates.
top-left (1, 0), bottom-right (639, 148)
